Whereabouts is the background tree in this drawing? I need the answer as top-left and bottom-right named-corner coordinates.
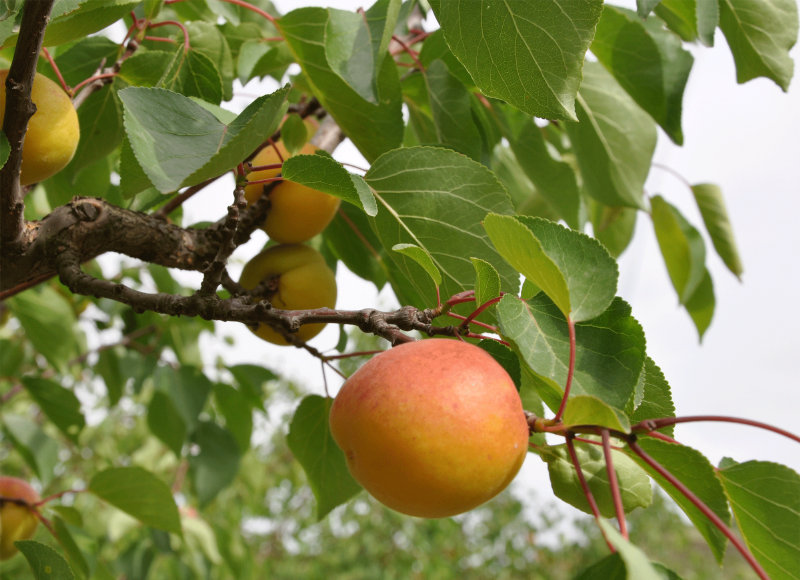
top-left (1, 0), bottom-right (799, 578)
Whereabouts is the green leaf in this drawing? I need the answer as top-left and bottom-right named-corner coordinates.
top-left (8, 285), bottom-right (79, 372)
top-left (213, 385), bottom-right (253, 452)
top-left (117, 50), bottom-right (172, 87)
top-left (323, 203), bottom-right (388, 289)
top-left (365, 146), bottom-right (518, 308)
top-left (497, 294), bottom-right (646, 412)
top-left (591, 204), bottom-right (637, 259)
top-left (484, 214), bottom-right (618, 322)
top-left (596, 520), bottom-right (664, 579)
top-left (38, 0), bottom-right (139, 47)
top-left (2, 415), bottom-right (59, 484)
top-left (185, 20), bottom-right (235, 101)
top-left (628, 438), bottom-right (730, 562)
top-left (542, 442), bottom-right (652, 519)
top-left (502, 115), bottom-right (582, 228)
top-left (119, 85), bottom-right (288, 193)
top-left (278, 8), bottom-right (403, 162)
top-left (325, 8), bottom-right (380, 103)
top-left (49, 36), bottom-right (119, 87)
top-left (477, 340), bottom-right (522, 391)
top-left (89, 467), bottom-right (182, 535)
top-left (392, 244), bottom-right (442, 287)
top-left (237, 41), bottom-right (293, 83)
top-left (95, 347), bottom-right (125, 406)
top-left (685, 268), bottom-right (715, 340)
top-left (566, 62), bottom-right (657, 210)
top-left (16, 541), bottom-right (75, 580)
top-left (53, 517), bottom-right (90, 579)
top-left (562, 395), bottom-right (630, 433)
top-left (158, 46), bottom-right (224, 104)
top-left (651, 195), bottom-right (707, 304)
top-left (189, 421), bottom-right (242, 506)
top-left (286, 395), bottom-right (362, 519)
top-left (655, 0), bottom-right (720, 46)
top-left (280, 113), bottom-right (308, 155)
top-left (21, 377), bottom-right (85, 443)
top-left (629, 358), bottom-right (676, 437)
top-left (152, 365), bottom-right (213, 435)
top-left (591, 6), bottom-right (694, 144)
top-left (147, 390), bottom-right (186, 457)
top-left (470, 257), bottom-right (501, 309)
top-left (433, 0), bottom-right (603, 120)
top-left (280, 153), bottom-right (375, 214)
top-left (574, 553), bottom-right (627, 580)
top-left (718, 0), bottom-right (798, 91)
top-left (718, 460), bottom-right (800, 580)
top-left (637, 0), bottom-right (663, 18)
top-left (68, 85), bottom-right (124, 175)
top-left (691, 183), bottom-right (743, 279)
top-left (424, 59), bottom-right (482, 160)
top-left (229, 363), bottom-right (278, 410)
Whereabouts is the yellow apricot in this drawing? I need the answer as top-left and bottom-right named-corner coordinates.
top-left (239, 244), bottom-right (337, 345)
top-left (244, 142), bottom-right (341, 244)
top-left (0, 476), bottom-right (40, 560)
top-left (329, 339), bottom-right (529, 518)
top-left (0, 70), bottom-right (80, 185)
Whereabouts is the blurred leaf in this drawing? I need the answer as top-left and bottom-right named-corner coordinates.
top-left (53, 517), bottom-right (90, 579)
top-left (89, 467), bottom-right (182, 535)
top-left (566, 62), bottom-right (656, 210)
top-left (281, 113), bottom-right (308, 155)
top-left (152, 365), bottom-right (213, 434)
top-left (286, 395), bottom-right (362, 519)
top-left (685, 268), bottom-right (715, 340)
top-left (147, 390), bottom-right (186, 456)
top-left (596, 520), bottom-right (664, 579)
top-left (189, 421), bottom-right (242, 506)
top-left (628, 438), bottom-right (730, 562)
top-left (16, 541), bottom-right (75, 580)
top-left (365, 147), bottom-right (518, 308)
top-left (228, 364), bottom-right (278, 410)
top-left (213, 384), bottom-right (253, 452)
top-left (718, 0), bottom-right (798, 90)
top-left (484, 214), bottom-right (618, 322)
top-left (95, 347), bottom-right (125, 406)
top-left (655, 0), bottom-right (719, 45)
top-left (717, 460), bottom-right (800, 580)
top-left (2, 415), bottom-right (59, 483)
top-left (543, 442), bottom-right (652, 519)
top-left (119, 85), bottom-right (289, 193)
top-left (9, 285), bottom-right (79, 372)
top-left (591, 204), bottom-right (637, 259)
top-left (432, 0), bottom-right (603, 120)
top-left (592, 6), bottom-right (693, 144)
top-left (21, 377), bottom-right (85, 443)
top-left (497, 295), bottom-right (646, 412)
top-left (691, 183), bottom-right (743, 279)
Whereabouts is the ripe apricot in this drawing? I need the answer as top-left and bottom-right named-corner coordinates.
top-left (244, 142), bottom-right (341, 244)
top-left (329, 339), bottom-right (529, 518)
top-left (0, 70), bottom-right (80, 185)
top-left (0, 476), bottom-right (40, 560)
top-left (239, 244), bottom-right (337, 345)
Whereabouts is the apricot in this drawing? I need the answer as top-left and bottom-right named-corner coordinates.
top-left (0, 70), bottom-right (80, 185)
top-left (244, 142), bottom-right (341, 244)
top-left (239, 244), bottom-right (337, 345)
top-left (329, 339), bottom-right (529, 518)
top-left (0, 476), bottom-right (40, 560)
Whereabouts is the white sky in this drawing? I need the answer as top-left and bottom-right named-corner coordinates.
top-left (184, 1), bottom-right (800, 511)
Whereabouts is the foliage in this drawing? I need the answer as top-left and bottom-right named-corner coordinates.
top-left (0, 0), bottom-right (799, 578)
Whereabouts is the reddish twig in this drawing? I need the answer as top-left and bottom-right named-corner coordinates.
top-left (566, 435), bottom-right (615, 553)
top-left (633, 415), bottom-right (800, 445)
top-left (602, 430), bottom-right (628, 539)
top-left (553, 317), bottom-right (576, 422)
top-left (40, 47), bottom-right (68, 93)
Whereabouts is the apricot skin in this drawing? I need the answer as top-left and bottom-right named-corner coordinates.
top-left (244, 142), bottom-right (341, 244)
top-left (239, 244), bottom-right (337, 345)
top-left (0, 476), bottom-right (40, 560)
top-left (329, 339), bottom-right (529, 518)
top-left (0, 70), bottom-right (80, 185)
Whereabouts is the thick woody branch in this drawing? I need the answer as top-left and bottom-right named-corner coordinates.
top-left (0, 0), bottom-right (55, 248)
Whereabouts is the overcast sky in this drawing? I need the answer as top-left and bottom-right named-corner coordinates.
top-left (188, 1), bottom-right (800, 513)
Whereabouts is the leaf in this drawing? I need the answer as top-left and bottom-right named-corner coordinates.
top-left (629, 357), bottom-right (676, 436)
top-left (655, 0), bottom-right (720, 46)
top-left (8, 286), bottom-right (79, 372)
top-left (691, 183), bottom-right (743, 279)
top-left (68, 85), bottom-right (124, 175)
top-left (152, 365), bottom-right (213, 435)
top-left (280, 113), bottom-right (308, 155)
top-left (562, 395), bottom-right (630, 433)
top-left (392, 244), bottom-right (442, 287)
top-left (542, 442), bottom-right (652, 519)
top-left (237, 40), bottom-right (294, 83)
top-left (364, 146), bottom-right (518, 308)
top-left (717, 460), bottom-right (800, 580)
top-left (21, 377), bottom-right (85, 443)
top-left (95, 347), bottom-right (125, 406)
top-left (432, 0), bottom-right (604, 120)
top-left (628, 438), bottom-right (730, 562)
top-left (591, 204), bottom-right (637, 259)
top-left (213, 384), bottom-right (253, 452)
top-left (278, 8), bottom-right (403, 162)
top-left (147, 390), bottom-right (186, 456)
top-left (650, 195), bottom-right (707, 304)
top-left (16, 541), bottom-right (75, 580)
top-left (566, 62), bottom-right (657, 210)
top-left (502, 114), bottom-right (582, 228)
top-left (286, 395), bottom-right (362, 519)
top-left (2, 415), bottom-right (59, 484)
top-left (280, 153), bottom-right (375, 214)
top-left (322, 203), bottom-right (388, 289)
top-left (477, 340), bottom-right (522, 391)
top-left (228, 363), bottom-right (278, 410)
top-left (591, 5), bottom-right (694, 144)
top-left (119, 85), bottom-right (289, 193)
top-left (89, 467), bottom-right (182, 535)
top-left (325, 8), bottom-right (380, 103)
top-left (718, 0), bottom-right (798, 91)
top-left (574, 553), bottom-right (627, 580)
top-left (53, 517), bottom-right (90, 579)
top-left (424, 59), bottom-right (483, 160)
top-left (189, 421), bottom-right (242, 506)
top-left (637, 0), bottom-right (663, 17)
top-left (596, 520), bottom-right (664, 579)
top-left (37, 0), bottom-right (139, 47)
top-left (470, 257), bottom-right (501, 308)
top-left (484, 214), bottom-right (618, 322)
top-left (158, 46), bottom-right (224, 104)
top-left (497, 294), bottom-right (646, 412)
top-left (685, 268), bottom-right (715, 340)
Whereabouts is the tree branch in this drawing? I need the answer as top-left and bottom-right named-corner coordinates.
top-left (0, 0), bottom-right (55, 249)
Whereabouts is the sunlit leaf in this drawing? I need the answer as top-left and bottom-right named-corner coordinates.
top-left (691, 183), bottom-right (743, 279)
